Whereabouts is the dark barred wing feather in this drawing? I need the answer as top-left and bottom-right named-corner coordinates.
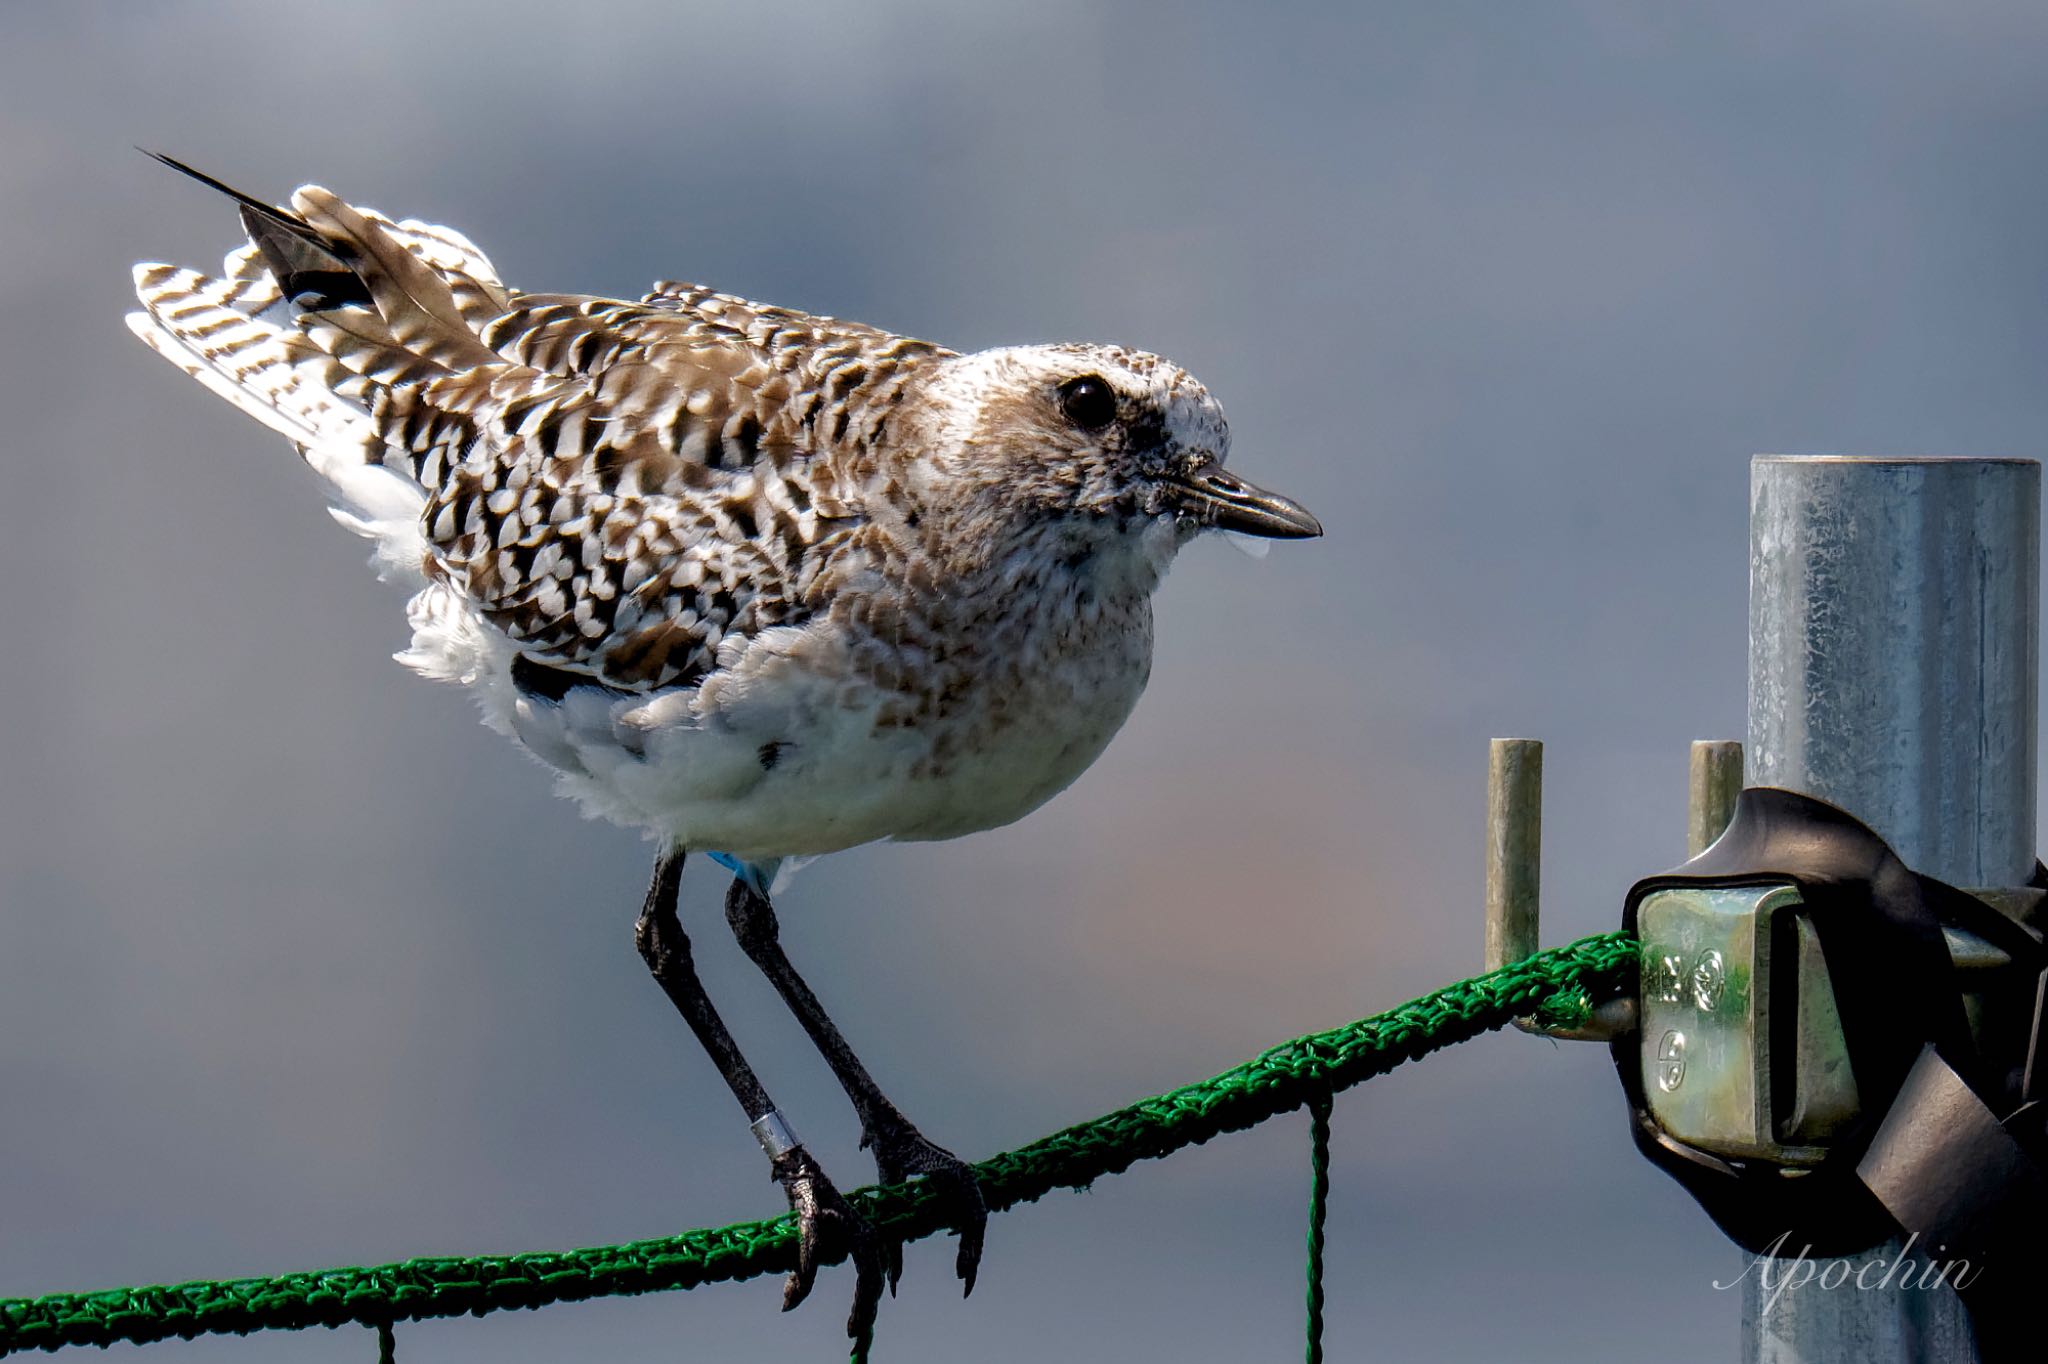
top-left (387, 286), bottom-right (949, 692)
top-left (137, 168), bottom-right (952, 695)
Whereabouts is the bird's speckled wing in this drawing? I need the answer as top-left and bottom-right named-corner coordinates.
top-left (139, 181), bottom-right (953, 694)
top-left (343, 224), bottom-right (959, 691)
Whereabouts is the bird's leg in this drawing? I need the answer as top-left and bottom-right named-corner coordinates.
top-left (724, 876), bottom-right (987, 1295)
top-left (632, 848), bottom-right (883, 1338)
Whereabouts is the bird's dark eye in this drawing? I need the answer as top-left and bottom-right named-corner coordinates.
top-left (1057, 376), bottom-right (1117, 431)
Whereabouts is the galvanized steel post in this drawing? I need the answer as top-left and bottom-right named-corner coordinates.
top-left (1743, 455), bottom-right (2040, 1363)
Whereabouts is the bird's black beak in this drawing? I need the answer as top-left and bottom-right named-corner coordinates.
top-left (1165, 461), bottom-right (1323, 539)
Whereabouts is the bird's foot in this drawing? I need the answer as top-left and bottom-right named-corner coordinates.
top-left (772, 1145), bottom-right (886, 1344)
top-left (866, 1121), bottom-right (987, 1297)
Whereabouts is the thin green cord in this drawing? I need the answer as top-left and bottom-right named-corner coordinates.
top-left (1304, 1091), bottom-right (1332, 1364)
top-left (374, 1320), bottom-right (393, 1364)
top-left (0, 933), bottom-right (1634, 1356)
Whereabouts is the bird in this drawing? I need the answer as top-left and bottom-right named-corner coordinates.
top-left (124, 154), bottom-right (1322, 1343)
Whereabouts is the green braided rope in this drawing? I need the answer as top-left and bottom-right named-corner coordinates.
top-left (1303, 1091), bottom-right (1332, 1364)
top-left (0, 932), bottom-right (1634, 1357)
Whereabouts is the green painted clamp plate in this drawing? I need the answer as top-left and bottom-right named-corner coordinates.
top-left (1637, 882), bottom-right (1859, 1165)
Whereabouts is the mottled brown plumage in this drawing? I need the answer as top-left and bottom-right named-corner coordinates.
top-left (126, 162), bottom-right (1320, 1345)
top-left (270, 185), bottom-right (944, 695)
top-left (129, 176), bottom-right (1318, 862)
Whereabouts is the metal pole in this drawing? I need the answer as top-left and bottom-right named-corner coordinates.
top-left (1744, 455), bottom-right (2040, 1363)
top-left (1484, 738), bottom-right (1542, 972)
top-left (1688, 740), bottom-right (1744, 859)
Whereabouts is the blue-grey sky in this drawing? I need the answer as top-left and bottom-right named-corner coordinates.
top-left (6, 2), bottom-right (2048, 1360)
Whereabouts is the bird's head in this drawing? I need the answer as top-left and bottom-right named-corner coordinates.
top-left (904, 343), bottom-right (1321, 568)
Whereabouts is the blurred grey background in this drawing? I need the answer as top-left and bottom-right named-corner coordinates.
top-left (5, 2), bottom-right (2048, 1360)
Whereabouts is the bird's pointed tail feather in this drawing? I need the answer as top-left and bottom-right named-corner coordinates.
top-left (126, 156), bottom-right (520, 582)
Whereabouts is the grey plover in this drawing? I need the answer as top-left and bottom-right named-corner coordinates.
top-left (126, 155), bottom-right (1321, 1340)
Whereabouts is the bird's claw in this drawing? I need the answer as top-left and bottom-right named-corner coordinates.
top-left (869, 1125), bottom-right (987, 1297)
top-left (772, 1146), bottom-right (885, 1342)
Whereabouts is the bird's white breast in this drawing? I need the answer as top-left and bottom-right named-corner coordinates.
top-left (500, 526), bottom-right (1171, 862)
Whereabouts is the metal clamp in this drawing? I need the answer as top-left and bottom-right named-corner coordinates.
top-left (1484, 737), bottom-right (2041, 1043)
top-left (1634, 878), bottom-right (1856, 1165)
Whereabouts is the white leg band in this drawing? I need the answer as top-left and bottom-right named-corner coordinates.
top-left (750, 1109), bottom-right (799, 1159)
